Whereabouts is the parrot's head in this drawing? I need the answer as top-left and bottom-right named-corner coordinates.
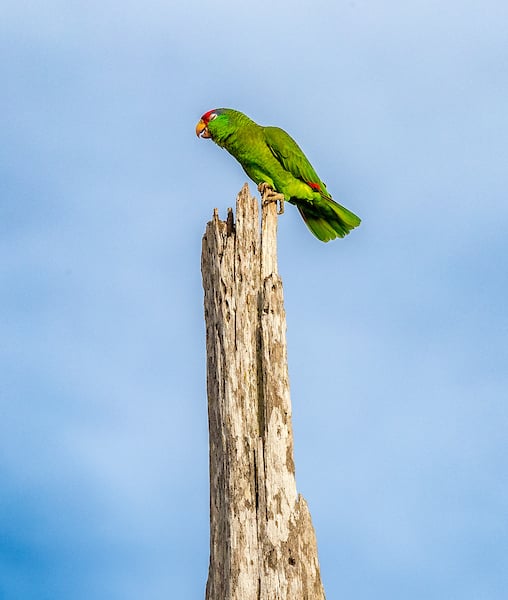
top-left (195, 108), bottom-right (228, 140)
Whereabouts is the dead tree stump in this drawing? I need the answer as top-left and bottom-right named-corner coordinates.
top-left (201, 183), bottom-right (326, 600)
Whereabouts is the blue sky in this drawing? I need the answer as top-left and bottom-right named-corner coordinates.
top-left (1, 1), bottom-right (507, 598)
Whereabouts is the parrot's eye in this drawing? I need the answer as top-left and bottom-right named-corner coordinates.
top-left (209, 113), bottom-right (217, 121)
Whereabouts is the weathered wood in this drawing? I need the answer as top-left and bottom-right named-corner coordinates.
top-left (202, 184), bottom-right (325, 600)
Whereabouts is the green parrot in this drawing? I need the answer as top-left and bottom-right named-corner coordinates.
top-left (195, 108), bottom-right (361, 242)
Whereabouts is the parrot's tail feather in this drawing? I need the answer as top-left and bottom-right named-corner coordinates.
top-left (297, 199), bottom-right (361, 242)
top-left (297, 208), bottom-right (338, 242)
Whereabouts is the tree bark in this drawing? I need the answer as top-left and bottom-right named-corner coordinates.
top-left (201, 184), bottom-right (325, 600)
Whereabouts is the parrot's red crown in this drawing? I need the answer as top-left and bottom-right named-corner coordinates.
top-left (201, 108), bottom-right (225, 123)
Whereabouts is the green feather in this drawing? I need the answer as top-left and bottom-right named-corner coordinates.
top-left (200, 108), bottom-right (361, 242)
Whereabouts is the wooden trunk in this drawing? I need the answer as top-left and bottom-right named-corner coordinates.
top-left (201, 184), bottom-right (325, 600)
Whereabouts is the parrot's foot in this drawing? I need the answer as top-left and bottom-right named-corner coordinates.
top-left (258, 182), bottom-right (285, 215)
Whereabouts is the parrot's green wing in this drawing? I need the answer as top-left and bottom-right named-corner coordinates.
top-left (263, 125), bottom-right (361, 241)
top-left (263, 126), bottom-right (328, 194)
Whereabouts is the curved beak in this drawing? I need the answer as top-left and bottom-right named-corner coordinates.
top-left (196, 119), bottom-right (211, 138)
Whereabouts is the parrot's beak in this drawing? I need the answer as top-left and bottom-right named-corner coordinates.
top-left (196, 119), bottom-right (211, 138)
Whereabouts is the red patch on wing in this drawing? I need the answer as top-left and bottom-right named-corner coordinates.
top-left (307, 181), bottom-right (321, 191)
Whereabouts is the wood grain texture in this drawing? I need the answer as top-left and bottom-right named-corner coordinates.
top-left (202, 184), bottom-right (325, 600)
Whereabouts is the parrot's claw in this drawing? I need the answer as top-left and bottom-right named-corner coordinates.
top-left (258, 183), bottom-right (285, 215)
